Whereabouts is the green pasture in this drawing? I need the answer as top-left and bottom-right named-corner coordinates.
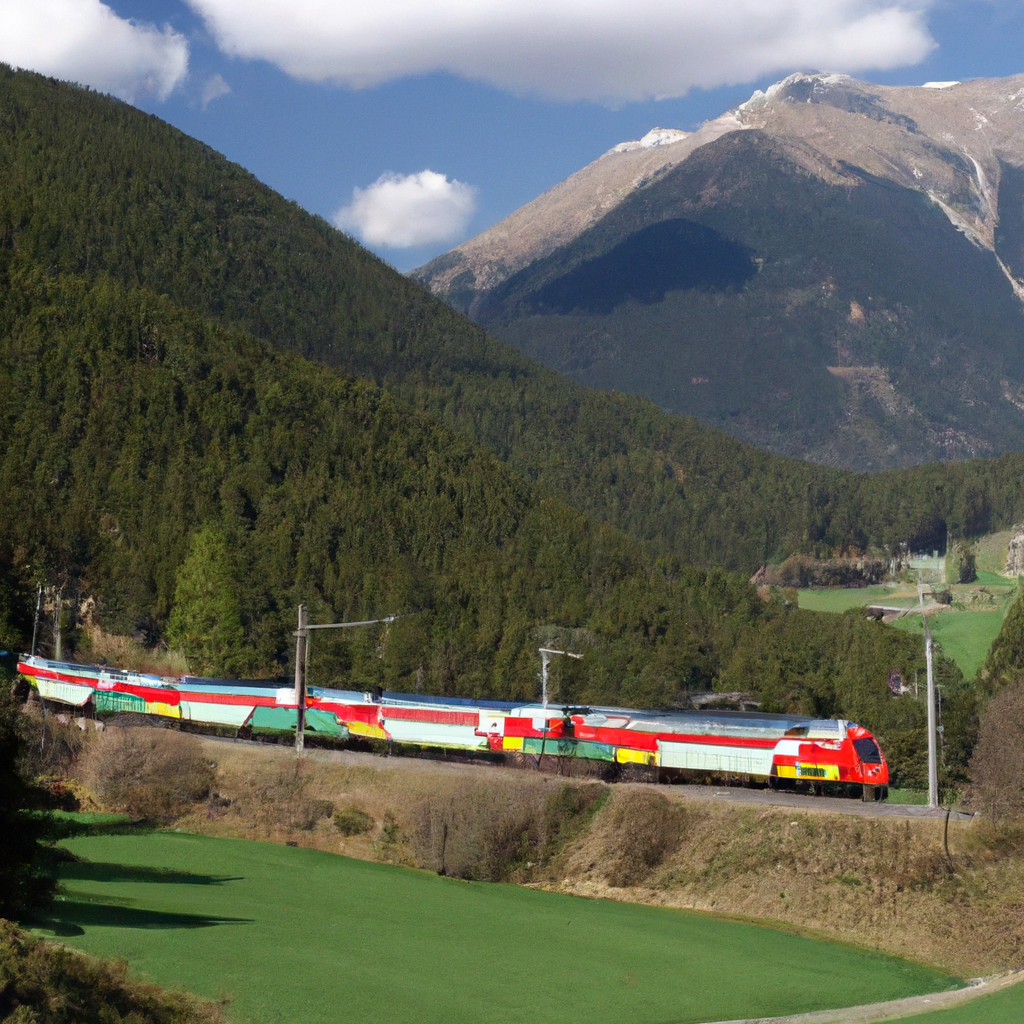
top-left (890, 610), bottom-right (1007, 681)
top-left (971, 531), bottom-right (1014, 577)
top-left (797, 585), bottom-right (897, 613)
top-left (797, 582), bottom-right (1014, 679)
top-left (894, 981), bottom-right (1024, 1024)
top-left (36, 827), bottom-right (956, 1024)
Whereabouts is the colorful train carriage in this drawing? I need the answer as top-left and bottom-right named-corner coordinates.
top-left (16, 655), bottom-right (888, 795)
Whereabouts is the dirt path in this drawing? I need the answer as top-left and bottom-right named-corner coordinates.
top-left (701, 970), bottom-right (1024, 1024)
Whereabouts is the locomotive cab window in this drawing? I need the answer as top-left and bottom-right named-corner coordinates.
top-left (853, 738), bottom-right (882, 764)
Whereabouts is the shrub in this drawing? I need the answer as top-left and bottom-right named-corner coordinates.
top-left (409, 777), bottom-right (606, 882)
top-left (334, 808), bottom-right (374, 836)
top-left (225, 760), bottom-right (336, 832)
top-left (0, 919), bottom-right (225, 1023)
top-left (967, 680), bottom-right (1024, 824)
top-left (603, 789), bottom-right (685, 887)
top-left (0, 682), bottom-right (58, 917)
top-left (80, 728), bottom-right (215, 819)
top-left (15, 711), bottom-right (88, 784)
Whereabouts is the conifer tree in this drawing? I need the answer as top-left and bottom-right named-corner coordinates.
top-left (165, 526), bottom-right (246, 678)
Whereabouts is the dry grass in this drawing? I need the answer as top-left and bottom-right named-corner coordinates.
top-left (179, 742), bottom-right (605, 878)
top-left (80, 729), bottom-right (216, 819)
top-left (76, 614), bottom-right (189, 677)
top-left (175, 741), bottom-right (1024, 977)
top-left (558, 786), bottom-right (1024, 977)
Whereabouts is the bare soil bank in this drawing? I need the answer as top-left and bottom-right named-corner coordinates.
top-left (176, 739), bottom-right (1024, 978)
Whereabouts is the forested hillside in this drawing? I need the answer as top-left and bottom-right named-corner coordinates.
top-left (0, 65), bottom-right (1003, 784)
top-left (0, 262), bottom-right (958, 786)
top-left (3, 66), bottom-right (1024, 572)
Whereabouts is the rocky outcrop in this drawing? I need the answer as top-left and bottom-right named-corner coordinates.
top-left (1005, 526), bottom-right (1024, 576)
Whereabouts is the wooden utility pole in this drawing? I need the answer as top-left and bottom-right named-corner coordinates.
top-left (294, 604), bottom-right (307, 753)
top-left (292, 607), bottom-right (416, 754)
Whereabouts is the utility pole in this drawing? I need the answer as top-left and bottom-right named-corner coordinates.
top-left (293, 607), bottom-right (413, 753)
top-left (924, 615), bottom-right (938, 809)
top-left (294, 604), bottom-right (307, 753)
top-left (30, 585), bottom-right (42, 658)
top-left (538, 648), bottom-right (583, 708)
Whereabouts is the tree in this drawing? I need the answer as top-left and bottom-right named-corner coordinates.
top-left (165, 525), bottom-right (246, 678)
top-left (0, 676), bottom-right (57, 918)
top-left (958, 544), bottom-right (978, 584)
top-left (968, 679), bottom-right (1024, 823)
top-left (978, 581), bottom-right (1024, 695)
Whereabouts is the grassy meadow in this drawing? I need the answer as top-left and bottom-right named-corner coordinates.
top-left (38, 826), bottom-right (957, 1024)
top-left (889, 610), bottom-right (1008, 681)
top-left (797, 577), bottom-right (1018, 680)
top-left (895, 981), bottom-right (1024, 1024)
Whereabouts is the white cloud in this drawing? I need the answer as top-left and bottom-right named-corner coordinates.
top-left (334, 171), bottom-right (477, 248)
top-left (185, 0), bottom-right (936, 104)
top-left (201, 73), bottom-right (231, 108)
top-left (0, 0), bottom-right (188, 102)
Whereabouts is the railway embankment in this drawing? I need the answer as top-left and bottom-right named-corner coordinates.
top-left (148, 738), bottom-right (1024, 979)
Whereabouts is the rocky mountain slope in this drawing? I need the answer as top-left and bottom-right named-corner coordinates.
top-left (415, 73), bottom-right (1024, 470)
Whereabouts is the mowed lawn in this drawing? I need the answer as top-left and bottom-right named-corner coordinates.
top-left (797, 586), bottom-right (897, 613)
top-left (39, 830), bottom-right (956, 1024)
top-left (895, 982), bottom-right (1024, 1024)
top-left (889, 610), bottom-right (1007, 681)
top-left (797, 586), bottom-right (1012, 679)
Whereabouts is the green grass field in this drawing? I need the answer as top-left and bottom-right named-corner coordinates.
top-left (796, 586), bottom-right (896, 613)
top-left (797, 583), bottom-right (1014, 679)
top-left (894, 982), bottom-right (1024, 1024)
top-left (36, 827), bottom-right (957, 1024)
top-left (889, 611), bottom-right (1007, 681)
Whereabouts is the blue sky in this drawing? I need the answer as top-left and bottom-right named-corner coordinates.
top-left (2, 2), bottom-right (1024, 271)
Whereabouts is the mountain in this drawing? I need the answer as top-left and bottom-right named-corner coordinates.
top-left (414, 73), bottom-right (1024, 471)
top-left (0, 65), bottom-right (998, 778)
top-left (7, 64), bottom-right (1024, 577)
top-left (0, 73), bottom-right (951, 750)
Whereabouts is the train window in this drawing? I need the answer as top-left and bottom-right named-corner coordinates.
top-left (853, 738), bottom-right (883, 764)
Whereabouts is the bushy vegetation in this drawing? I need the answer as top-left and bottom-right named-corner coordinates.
top-left (333, 808), bottom-right (374, 836)
top-left (80, 729), bottom-right (215, 820)
top-left (968, 680), bottom-right (1024, 824)
top-left (408, 776), bottom-right (605, 881)
top-left (0, 920), bottom-right (226, 1024)
top-left (0, 676), bottom-right (58, 920)
top-left (600, 788), bottom-right (686, 887)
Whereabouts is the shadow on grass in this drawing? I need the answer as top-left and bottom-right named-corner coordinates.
top-left (58, 862), bottom-right (244, 886)
top-left (29, 899), bottom-right (253, 937)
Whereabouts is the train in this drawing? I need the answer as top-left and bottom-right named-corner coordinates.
top-left (16, 653), bottom-right (890, 797)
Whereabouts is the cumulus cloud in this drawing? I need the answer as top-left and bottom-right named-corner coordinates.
top-left (185, 0), bottom-right (936, 104)
top-left (334, 171), bottom-right (477, 249)
top-left (0, 0), bottom-right (188, 102)
top-left (201, 73), bottom-right (231, 108)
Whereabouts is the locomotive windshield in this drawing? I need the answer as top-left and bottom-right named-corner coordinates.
top-left (853, 737), bottom-right (883, 764)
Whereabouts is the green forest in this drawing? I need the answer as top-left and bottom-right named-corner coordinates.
top-left (2, 65), bottom-right (1022, 787)
top-left (4, 66), bottom-right (1024, 572)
